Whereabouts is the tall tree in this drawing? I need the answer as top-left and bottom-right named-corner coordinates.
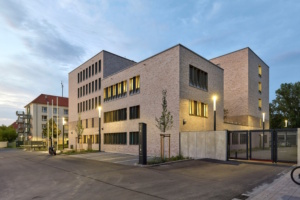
top-left (42, 118), bottom-right (61, 138)
top-left (270, 82), bottom-right (300, 128)
top-left (155, 90), bottom-right (173, 133)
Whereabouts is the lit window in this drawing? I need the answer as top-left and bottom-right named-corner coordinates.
top-left (258, 82), bottom-right (262, 93)
top-left (258, 65), bottom-right (262, 77)
top-left (129, 75), bottom-right (140, 94)
top-left (189, 100), bottom-right (208, 117)
top-left (258, 99), bottom-right (262, 110)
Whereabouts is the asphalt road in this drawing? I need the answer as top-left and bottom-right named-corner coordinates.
top-left (0, 149), bottom-right (293, 200)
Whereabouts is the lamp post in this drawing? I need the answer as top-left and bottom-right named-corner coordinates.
top-left (213, 95), bottom-right (217, 131)
top-left (62, 117), bottom-right (65, 150)
top-left (285, 119), bottom-right (288, 128)
top-left (98, 106), bottom-right (102, 152)
top-left (262, 112), bottom-right (265, 149)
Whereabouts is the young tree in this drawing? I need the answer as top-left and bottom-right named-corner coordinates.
top-left (75, 115), bottom-right (84, 150)
top-left (0, 125), bottom-right (18, 142)
top-left (270, 82), bottom-right (300, 128)
top-left (155, 90), bottom-right (173, 133)
top-left (42, 118), bottom-right (61, 138)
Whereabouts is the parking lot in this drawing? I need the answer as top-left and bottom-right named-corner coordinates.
top-left (0, 149), bottom-right (294, 200)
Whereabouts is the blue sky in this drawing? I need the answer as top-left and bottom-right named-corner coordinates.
top-left (0, 0), bottom-right (299, 126)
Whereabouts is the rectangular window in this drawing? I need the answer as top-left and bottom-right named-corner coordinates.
top-left (80, 87), bottom-right (82, 97)
top-left (42, 107), bottom-right (47, 113)
top-left (258, 65), bottom-right (262, 77)
top-left (95, 97), bottom-right (98, 109)
top-left (80, 102), bottom-right (82, 113)
top-left (129, 75), bottom-right (140, 94)
top-left (92, 81), bottom-right (94, 92)
top-left (92, 98), bottom-right (94, 109)
top-left (95, 135), bottom-right (99, 144)
top-left (92, 118), bottom-right (94, 128)
top-left (129, 132), bottom-right (139, 145)
top-left (78, 88), bottom-right (79, 98)
top-left (130, 105), bottom-right (140, 119)
top-left (104, 108), bottom-right (127, 123)
top-left (89, 99), bottom-right (91, 110)
top-left (104, 132), bottom-right (127, 145)
top-left (78, 103), bottom-right (79, 113)
top-left (86, 100), bottom-right (88, 111)
top-left (80, 71), bottom-right (82, 82)
top-left (53, 108), bottom-right (58, 114)
top-left (89, 66), bottom-right (91, 77)
top-left (42, 115), bottom-right (47, 121)
top-left (99, 60), bottom-right (101, 72)
top-left (92, 64), bottom-right (94, 76)
top-left (42, 124), bottom-right (46, 129)
top-left (83, 70), bottom-right (85, 81)
top-left (189, 65), bottom-right (208, 91)
top-left (86, 84), bottom-right (88, 95)
top-left (83, 86), bottom-right (85, 96)
top-left (99, 78), bottom-right (101, 89)
top-left (258, 82), bottom-right (262, 93)
top-left (258, 99), bottom-right (262, 110)
top-left (189, 100), bottom-right (208, 117)
top-left (240, 133), bottom-right (247, 144)
top-left (86, 119), bottom-right (88, 128)
top-left (89, 83), bottom-right (91, 94)
top-left (113, 85), bottom-right (116, 98)
top-left (95, 79), bottom-right (97, 91)
top-left (232, 132), bottom-right (238, 145)
top-left (95, 62), bottom-right (97, 74)
top-left (77, 73), bottom-right (79, 83)
top-left (83, 102), bottom-right (85, 112)
top-left (99, 96), bottom-right (101, 106)
top-left (86, 68), bottom-right (88, 79)
top-left (83, 135), bottom-right (87, 143)
top-left (64, 109), bottom-right (68, 115)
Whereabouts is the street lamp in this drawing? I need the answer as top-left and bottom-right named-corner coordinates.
top-left (62, 117), bottom-right (65, 150)
top-left (285, 119), bottom-right (288, 128)
top-left (213, 95), bottom-right (217, 131)
top-left (98, 106), bottom-right (102, 152)
top-left (262, 112), bottom-right (265, 149)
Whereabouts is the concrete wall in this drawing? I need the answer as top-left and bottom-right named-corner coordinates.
top-left (0, 141), bottom-right (8, 148)
top-left (180, 131), bottom-right (227, 161)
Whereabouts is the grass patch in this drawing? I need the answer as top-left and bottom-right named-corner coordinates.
top-left (147, 154), bottom-right (188, 165)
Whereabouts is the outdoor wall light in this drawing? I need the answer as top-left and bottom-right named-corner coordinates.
top-left (212, 95), bottom-right (217, 131)
top-left (183, 119), bottom-right (186, 125)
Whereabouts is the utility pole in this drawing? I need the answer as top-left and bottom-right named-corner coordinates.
top-left (61, 81), bottom-right (64, 97)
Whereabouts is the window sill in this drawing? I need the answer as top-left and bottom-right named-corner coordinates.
top-left (189, 114), bottom-right (208, 118)
top-left (189, 84), bottom-right (208, 92)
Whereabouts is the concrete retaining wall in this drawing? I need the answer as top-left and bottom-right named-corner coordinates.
top-left (180, 131), bottom-right (227, 161)
top-left (0, 141), bottom-right (8, 148)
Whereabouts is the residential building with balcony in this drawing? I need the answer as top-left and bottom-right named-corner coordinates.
top-left (16, 94), bottom-right (69, 142)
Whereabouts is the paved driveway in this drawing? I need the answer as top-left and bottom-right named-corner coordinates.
top-left (0, 148), bottom-right (294, 200)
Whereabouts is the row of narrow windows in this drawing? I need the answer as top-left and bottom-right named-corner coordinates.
top-left (78, 78), bottom-right (101, 98)
top-left (77, 96), bottom-right (101, 113)
top-left (189, 65), bottom-right (208, 91)
top-left (104, 105), bottom-right (140, 123)
top-left (104, 75), bottom-right (140, 102)
top-left (189, 100), bottom-right (208, 117)
top-left (78, 133), bottom-right (140, 145)
top-left (104, 132), bottom-right (139, 145)
top-left (78, 60), bottom-right (101, 83)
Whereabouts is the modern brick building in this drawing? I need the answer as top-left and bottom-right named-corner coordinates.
top-left (16, 94), bottom-right (69, 142)
top-left (68, 44), bottom-right (269, 157)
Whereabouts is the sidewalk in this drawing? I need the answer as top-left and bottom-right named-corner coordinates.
top-left (248, 170), bottom-right (300, 200)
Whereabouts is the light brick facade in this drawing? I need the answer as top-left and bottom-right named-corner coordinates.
top-left (68, 44), bottom-right (269, 157)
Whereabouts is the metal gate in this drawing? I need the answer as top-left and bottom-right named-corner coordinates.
top-left (227, 129), bottom-right (297, 163)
